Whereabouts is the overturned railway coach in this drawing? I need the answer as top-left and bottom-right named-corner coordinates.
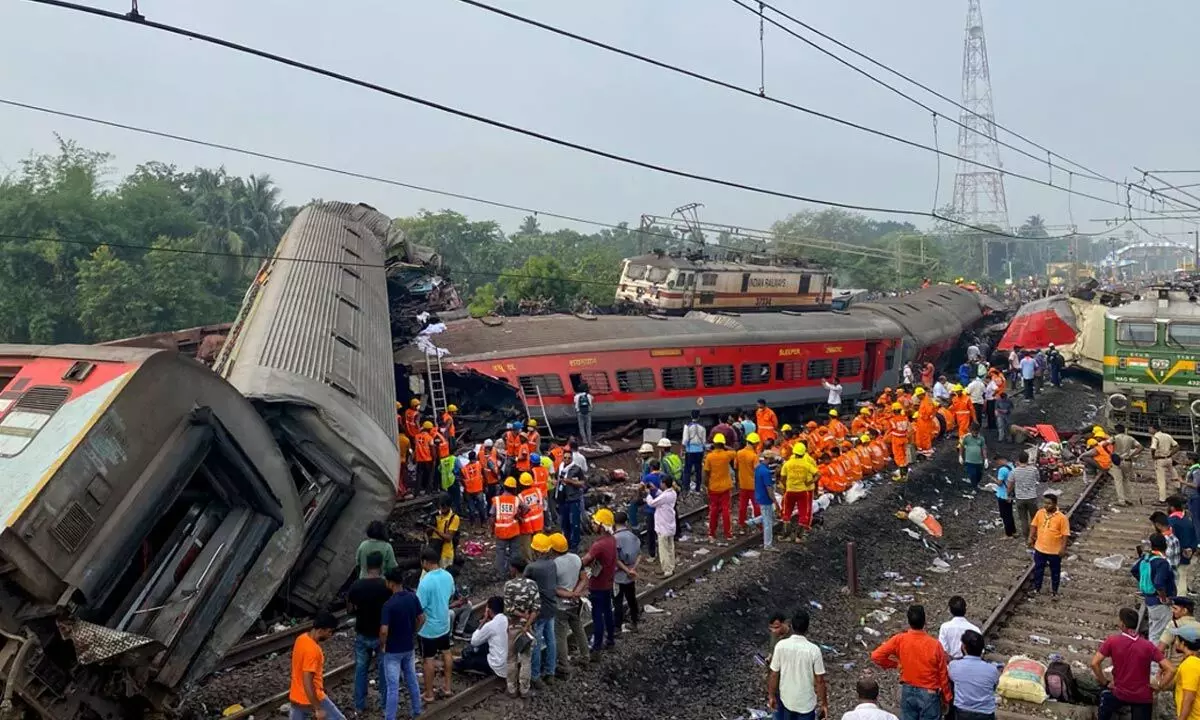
top-left (400, 286), bottom-right (988, 425)
top-left (0, 346), bottom-right (303, 719)
top-left (0, 201), bottom-right (400, 719)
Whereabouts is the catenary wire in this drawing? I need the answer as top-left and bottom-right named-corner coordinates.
top-left (746, 0), bottom-right (1124, 188)
top-left (0, 95), bottom-right (1125, 244)
top-left (16, 0), bottom-right (1163, 242)
top-left (452, 0), bottom-right (1139, 214)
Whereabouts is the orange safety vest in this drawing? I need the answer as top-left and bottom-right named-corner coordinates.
top-left (517, 487), bottom-right (544, 533)
top-left (527, 430), bottom-right (541, 453)
top-left (404, 408), bottom-right (421, 438)
top-left (850, 417), bottom-right (870, 436)
top-left (826, 458), bottom-right (851, 493)
top-left (414, 431), bottom-right (434, 462)
top-left (844, 450), bottom-right (863, 482)
top-left (461, 461), bottom-right (484, 494)
top-left (889, 417), bottom-right (910, 442)
top-left (828, 419), bottom-right (848, 440)
top-left (483, 452), bottom-right (501, 485)
top-left (515, 446), bottom-right (532, 473)
top-left (492, 494), bottom-right (520, 540)
top-left (868, 441), bottom-right (887, 471)
top-left (441, 412), bottom-right (456, 438)
top-left (532, 464), bottom-right (551, 493)
top-left (433, 432), bottom-right (450, 459)
top-left (756, 407), bottom-right (779, 439)
top-left (503, 430), bottom-right (523, 458)
top-left (548, 445), bottom-right (565, 472)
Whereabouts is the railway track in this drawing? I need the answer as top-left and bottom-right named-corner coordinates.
top-left (976, 465), bottom-right (1161, 719)
top-left (219, 499), bottom-right (738, 718)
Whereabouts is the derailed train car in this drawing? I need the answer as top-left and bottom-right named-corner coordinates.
top-left (0, 201), bottom-right (399, 718)
top-left (400, 285), bottom-right (989, 425)
top-left (0, 346), bottom-right (303, 718)
top-left (213, 201), bottom-right (399, 613)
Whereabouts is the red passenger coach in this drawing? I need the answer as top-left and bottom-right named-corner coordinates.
top-left (400, 286), bottom-right (989, 425)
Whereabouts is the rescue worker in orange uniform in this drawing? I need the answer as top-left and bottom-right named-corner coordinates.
top-left (888, 403), bottom-right (911, 479)
top-left (913, 386), bottom-right (936, 457)
top-left (530, 454), bottom-right (551, 495)
top-left (735, 433), bottom-right (761, 532)
top-left (514, 441), bottom-right (532, 474)
top-left (440, 404), bottom-right (458, 450)
top-left (779, 425), bottom-right (796, 459)
top-left (876, 387), bottom-right (894, 406)
top-left (936, 401), bottom-right (955, 439)
top-left (502, 423), bottom-right (523, 476)
top-left (823, 448), bottom-right (851, 493)
top-left (491, 477), bottom-right (521, 573)
top-left (868, 432), bottom-right (888, 472)
top-left (526, 419), bottom-right (542, 454)
top-left (516, 472), bottom-right (544, 560)
top-left (851, 406), bottom-right (872, 437)
top-left (827, 409), bottom-right (848, 440)
top-left (414, 421), bottom-right (437, 495)
top-left (403, 398), bottom-right (422, 440)
top-left (854, 435), bottom-right (875, 479)
top-left (460, 450), bottom-right (487, 527)
top-left (481, 439), bottom-right (501, 501)
top-left (755, 399), bottom-right (779, 443)
top-left (548, 442), bottom-right (566, 473)
top-left (842, 441), bottom-right (864, 483)
top-left (396, 426), bottom-right (412, 498)
top-left (950, 386), bottom-right (976, 438)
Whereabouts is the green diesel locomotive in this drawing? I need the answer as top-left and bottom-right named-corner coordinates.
top-left (1104, 286), bottom-right (1200, 444)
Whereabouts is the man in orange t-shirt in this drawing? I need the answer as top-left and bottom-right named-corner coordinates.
top-left (704, 434), bottom-right (737, 541)
top-left (289, 611), bottom-right (342, 719)
top-left (735, 435), bottom-right (761, 531)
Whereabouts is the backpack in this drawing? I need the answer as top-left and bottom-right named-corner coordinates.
top-left (1138, 556), bottom-right (1157, 595)
top-left (1044, 660), bottom-right (1078, 703)
top-left (577, 393), bottom-right (591, 414)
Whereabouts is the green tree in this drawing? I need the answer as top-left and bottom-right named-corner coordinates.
top-left (499, 256), bottom-right (580, 306)
top-left (75, 245), bottom-right (150, 340)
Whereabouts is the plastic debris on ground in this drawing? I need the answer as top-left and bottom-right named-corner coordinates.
top-left (844, 482), bottom-right (868, 505)
top-left (1093, 554), bottom-right (1125, 571)
top-left (902, 528), bottom-right (922, 540)
top-left (809, 600), bottom-right (823, 610)
top-left (843, 662), bottom-right (856, 671)
top-left (460, 540), bottom-right (485, 558)
top-left (882, 571), bottom-right (902, 579)
top-left (694, 548), bottom-right (711, 556)
top-left (930, 557), bottom-right (951, 573)
top-left (867, 591), bottom-right (888, 601)
top-left (713, 560), bottom-right (725, 572)
top-left (222, 706), bottom-right (244, 717)
top-left (741, 550), bottom-right (761, 558)
top-left (861, 626), bottom-right (881, 637)
top-left (866, 609), bottom-right (894, 625)
top-left (643, 604), bottom-right (665, 614)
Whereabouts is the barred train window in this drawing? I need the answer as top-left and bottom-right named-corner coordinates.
top-left (703, 365), bottom-right (735, 388)
top-left (661, 366), bottom-right (697, 391)
top-left (616, 368), bottom-right (656, 393)
top-left (740, 363), bottom-right (771, 385)
top-left (807, 359), bottom-right (833, 379)
top-left (518, 374), bottom-right (565, 397)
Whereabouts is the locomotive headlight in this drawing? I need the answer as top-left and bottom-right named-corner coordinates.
top-left (1108, 393), bottom-right (1128, 411)
top-left (1191, 399), bottom-right (1200, 418)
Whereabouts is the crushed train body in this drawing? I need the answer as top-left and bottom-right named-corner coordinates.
top-left (0, 201), bottom-right (399, 719)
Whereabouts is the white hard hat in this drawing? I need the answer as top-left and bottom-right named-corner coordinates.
top-left (639, 443), bottom-right (654, 454)
top-left (656, 437), bottom-right (672, 448)
top-left (1048, 342), bottom-right (1055, 348)
top-left (484, 439), bottom-right (494, 447)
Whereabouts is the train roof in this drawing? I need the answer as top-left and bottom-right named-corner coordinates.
top-left (398, 286), bottom-right (985, 363)
top-left (624, 253), bottom-right (824, 273)
top-left (1108, 290), bottom-right (1200, 321)
top-left (219, 201), bottom-right (400, 481)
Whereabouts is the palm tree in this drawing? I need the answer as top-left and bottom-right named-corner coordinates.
top-left (236, 174), bottom-right (283, 254)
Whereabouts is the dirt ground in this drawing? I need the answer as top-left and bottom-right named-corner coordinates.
top-left (447, 377), bottom-right (1105, 720)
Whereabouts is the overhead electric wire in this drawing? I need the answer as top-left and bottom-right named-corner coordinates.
top-left (742, 0), bottom-right (1123, 188)
top-left (450, 0), bottom-right (1143, 217)
top-left (13, 1), bottom-right (1162, 242)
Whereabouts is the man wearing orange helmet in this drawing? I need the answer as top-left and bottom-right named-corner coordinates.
top-left (888, 404), bottom-right (911, 479)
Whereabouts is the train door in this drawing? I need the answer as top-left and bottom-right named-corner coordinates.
top-left (862, 341), bottom-right (880, 395)
top-left (680, 271), bottom-right (695, 310)
top-left (741, 273), bottom-right (751, 293)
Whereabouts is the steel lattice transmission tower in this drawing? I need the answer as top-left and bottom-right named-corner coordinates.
top-left (950, 0), bottom-right (1010, 231)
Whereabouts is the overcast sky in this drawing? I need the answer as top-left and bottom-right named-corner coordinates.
top-left (2, 0), bottom-right (1198, 241)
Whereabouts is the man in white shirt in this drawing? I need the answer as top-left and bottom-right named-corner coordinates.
top-left (453, 596), bottom-right (508, 677)
top-left (937, 595), bottom-right (980, 660)
top-left (965, 377), bottom-right (986, 426)
top-left (932, 376), bottom-right (951, 404)
top-left (768, 608), bottom-right (828, 719)
top-left (822, 378), bottom-right (843, 410)
top-left (1149, 422), bottom-right (1180, 503)
top-left (841, 678), bottom-right (899, 720)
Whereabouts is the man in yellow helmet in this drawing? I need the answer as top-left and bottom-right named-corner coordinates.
top-left (440, 404), bottom-right (458, 451)
top-left (703, 434), bottom-right (737, 541)
top-left (781, 442), bottom-right (819, 541)
top-left (578, 509), bottom-right (618, 651)
top-left (736, 433), bottom-right (762, 533)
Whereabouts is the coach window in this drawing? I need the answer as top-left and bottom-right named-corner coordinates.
top-left (775, 360), bottom-right (804, 381)
top-left (701, 273), bottom-right (718, 287)
top-left (807, 359), bottom-right (833, 379)
top-left (570, 371), bottom-right (611, 394)
top-left (799, 273), bottom-right (812, 294)
top-left (518, 374), bottom-right (565, 398)
top-left (703, 365), bottom-right (735, 388)
top-left (616, 368), bottom-right (656, 393)
top-left (836, 357), bottom-right (862, 377)
top-left (1168, 323), bottom-right (1200, 349)
top-left (661, 366), bottom-right (697, 391)
top-left (647, 266), bottom-right (670, 283)
top-left (884, 349), bottom-right (896, 370)
top-left (740, 363), bottom-right (771, 386)
top-left (1117, 321), bottom-right (1157, 346)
